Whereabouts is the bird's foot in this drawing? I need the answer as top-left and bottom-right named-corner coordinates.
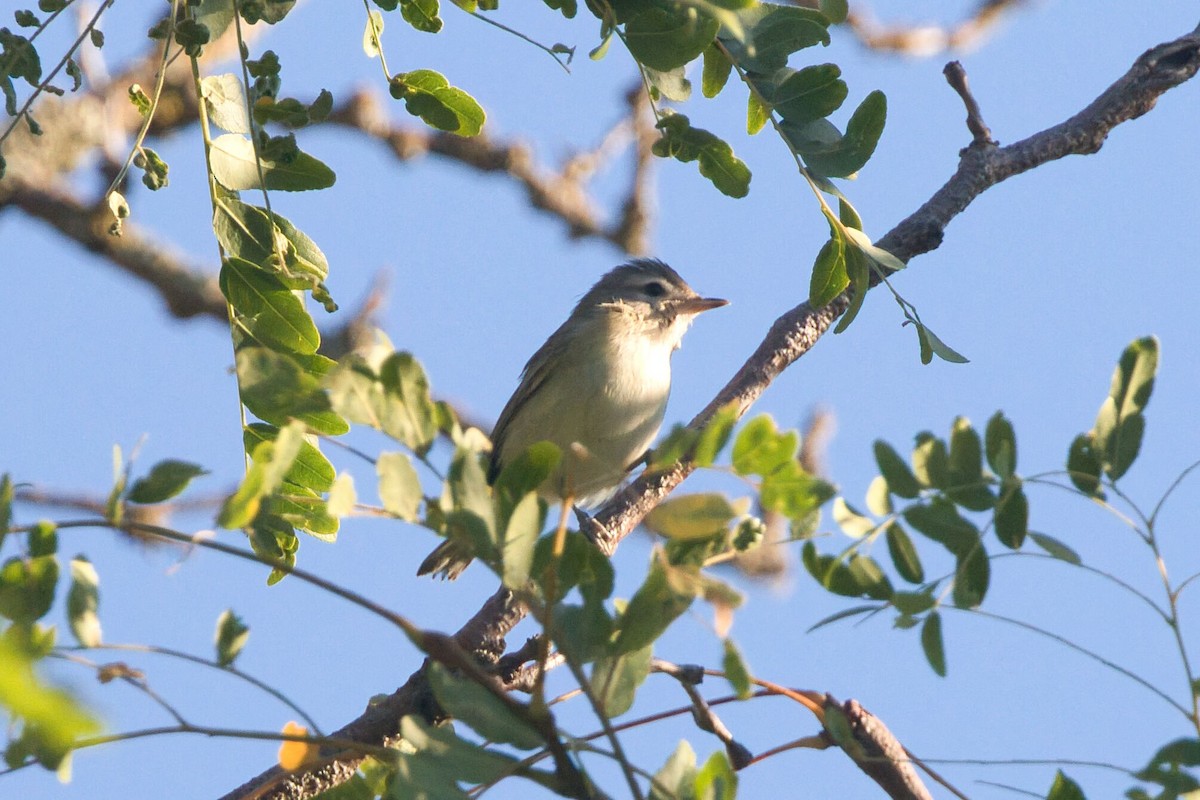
top-left (573, 506), bottom-right (609, 547)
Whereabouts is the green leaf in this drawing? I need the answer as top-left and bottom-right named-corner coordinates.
top-left (953, 541), bottom-right (989, 609)
top-left (946, 417), bottom-right (994, 511)
top-left (220, 258), bottom-right (321, 355)
top-left (236, 347), bottom-right (347, 435)
top-left (1029, 532), bottom-right (1081, 565)
top-left (326, 473), bottom-right (357, 518)
top-left (200, 73), bottom-right (250, 133)
top-left (0, 551), bottom-right (58, 624)
top-left (66, 557), bottom-right (101, 647)
top-left (842, 225), bottom-right (907, 273)
top-left (701, 43), bottom-right (732, 97)
top-left (218, 422), bottom-right (306, 529)
top-left (914, 320), bottom-right (970, 364)
top-left (390, 69), bottom-right (485, 136)
top-left (994, 479), bottom-right (1028, 549)
top-left (396, 715), bottom-right (533, 787)
top-left (29, 520), bottom-right (56, 558)
top-left (723, 5), bottom-right (830, 73)
top-left (885, 522), bottom-right (924, 583)
top-left (920, 611), bottom-right (946, 676)
top-left (832, 497), bottom-right (874, 538)
top-left (808, 235), bottom-right (847, 308)
top-left (873, 440), bottom-right (920, 499)
top-left (501, 491), bottom-right (541, 589)
top-left (625, 7), bottom-right (719, 71)
top-left (1045, 770), bottom-right (1086, 800)
top-left (0, 635), bottom-right (101, 771)
top-left (802, 543), bottom-right (892, 600)
top-left (492, 442), bottom-right (560, 522)
top-left (692, 404), bottom-right (739, 467)
top-left (363, 10), bottom-right (385, 57)
top-left (746, 91), bottom-right (769, 135)
top-left (1066, 433), bottom-right (1103, 497)
top-left (831, 240), bottom-right (868, 333)
top-left (215, 609), bottom-right (250, 667)
top-left (210, 134), bottom-right (336, 191)
top-left (379, 352), bottom-right (439, 453)
top-left (818, 0), bottom-right (848, 24)
top-left (722, 638), bottom-right (752, 699)
top-left (244, 423), bottom-right (335, 493)
top-left (643, 64), bottom-right (692, 102)
top-left (377, 452), bottom-right (422, 522)
top-left (426, 663), bottom-right (543, 750)
top-left (892, 589), bottom-right (936, 616)
top-left (772, 64), bottom-right (847, 124)
top-left (731, 415), bottom-right (797, 476)
top-left (694, 750), bottom-right (738, 800)
top-left (1093, 336), bottom-right (1158, 480)
top-left (903, 500), bottom-right (978, 555)
top-left (645, 493), bottom-right (740, 540)
top-left (865, 475), bottom-right (891, 517)
top-left (806, 603), bottom-right (879, 632)
top-left (652, 741), bottom-right (698, 800)
top-left (985, 411), bottom-right (1018, 478)
top-left (0, 474), bottom-right (12, 551)
top-left (592, 642), bottom-right (652, 718)
top-left (911, 432), bottom-right (948, 489)
top-left (797, 90), bottom-right (886, 178)
top-left (612, 559), bottom-right (697, 654)
top-left (213, 196), bottom-right (331, 290)
top-left (553, 602), bottom-right (613, 663)
top-left (652, 113), bottom-right (751, 198)
top-left (448, 446), bottom-right (496, 536)
top-left (127, 459), bottom-right (208, 503)
top-left (325, 355), bottom-right (437, 451)
top-left (760, 462), bottom-right (834, 521)
top-left (401, 0), bottom-right (443, 33)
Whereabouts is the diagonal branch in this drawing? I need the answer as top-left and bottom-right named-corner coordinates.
top-left (218, 25), bottom-right (1200, 800)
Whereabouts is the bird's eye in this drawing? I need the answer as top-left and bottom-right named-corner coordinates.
top-left (642, 281), bottom-right (667, 298)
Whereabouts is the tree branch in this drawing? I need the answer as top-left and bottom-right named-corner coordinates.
top-left (220, 25), bottom-right (1200, 800)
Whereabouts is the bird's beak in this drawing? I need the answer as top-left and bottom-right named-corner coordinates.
top-left (675, 296), bottom-right (729, 315)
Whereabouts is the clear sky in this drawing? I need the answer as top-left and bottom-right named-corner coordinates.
top-left (3, 3), bottom-right (1199, 798)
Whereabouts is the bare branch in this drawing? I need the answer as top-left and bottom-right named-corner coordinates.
top-left (846, 0), bottom-right (1031, 57)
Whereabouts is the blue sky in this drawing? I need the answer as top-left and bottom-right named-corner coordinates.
top-left (3, 3), bottom-right (1199, 798)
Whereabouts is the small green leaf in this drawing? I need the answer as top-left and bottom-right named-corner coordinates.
top-left (760, 462), bottom-right (834, 521)
top-left (832, 497), bottom-right (874, 538)
top-left (492, 441), bottom-right (560, 521)
top-left (903, 500), bottom-right (978, 555)
top-left (236, 347), bottom-right (346, 435)
top-left (874, 440), bottom-right (920, 499)
top-left (885, 522), bottom-right (924, 583)
top-left (244, 424), bottom-right (334, 493)
top-left (218, 423), bottom-right (306, 529)
top-left (1093, 336), bottom-right (1158, 480)
top-left (652, 741), bottom-right (698, 800)
top-left (920, 611), bottom-right (946, 676)
top-left (808, 235), bottom-right (847, 308)
top-left (389, 69), bottom-right (485, 136)
top-left (377, 452), bottom-right (422, 522)
top-left (731, 415), bottom-right (797, 476)
top-left (952, 542), bottom-right (989, 609)
top-left (0, 474), bottom-right (12, 551)
top-left (0, 554), bottom-right (58, 624)
top-left (645, 493), bottom-right (741, 540)
top-left (802, 543), bottom-right (892, 600)
top-left (892, 590), bottom-right (936, 616)
top-left (501, 491), bottom-right (541, 589)
top-left (799, 90), bottom-right (886, 178)
top-left (721, 638), bottom-right (752, 699)
top-left (200, 73), bottom-right (250, 133)
top-left (772, 64), bottom-right (847, 124)
top-left (914, 321), bottom-right (970, 365)
top-left (994, 479), bottom-right (1028, 549)
top-left (865, 475), bottom-right (891, 517)
top-left (984, 411), bottom-right (1017, 478)
top-left (427, 663), bottom-right (543, 750)
top-left (911, 432), bottom-right (949, 489)
top-left (723, 5), bottom-right (830, 73)
top-left (701, 43), bottom-right (732, 98)
top-left (401, 0), bottom-right (443, 33)
top-left (694, 750), bottom-right (738, 800)
top-left (818, 0), bottom-right (848, 24)
top-left (612, 559), bottom-right (697, 654)
top-left (127, 460), bottom-right (208, 504)
top-left (652, 113), bottom-right (751, 198)
top-left (1045, 771), bottom-right (1086, 800)
top-left (553, 602), bottom-right (613, 663)
top-left (220, 258), bottom-right (321, 355)
top-left (1029, 532), bottom-right (1081, 565)
top-left (946, 417), bottom-right (994, 511)
top-left (362, 10), bottom-right (384, 57)
top-left (841, 225), bottom-right (907, 273)
top-left (396, 716), bottom-right (532, 788)
top-left (209, 134), bottom-right (336, 192)
top-left (66, 557), bottom-right (101, 647)
top-left (215, 609), bottom-right (249, 667)
top-left (625, 7), bottom-right (719, 72)
top-left (1066, 433), bottom-right (1103, 497)
top-left (692, 404), bottom-right (739, 467)
top-left (746, 91), bottom-right (769, 135)
top-left (592, 643), bottom-right (652, 718)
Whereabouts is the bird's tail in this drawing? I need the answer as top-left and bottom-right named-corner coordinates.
top-left (416, 539), bottom-right (475, 580)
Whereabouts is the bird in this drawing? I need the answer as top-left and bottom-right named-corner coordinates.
top-left (417, 258), bottom-right (727, 579)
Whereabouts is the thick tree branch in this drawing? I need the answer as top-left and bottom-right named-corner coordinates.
top-left (221, 25), bottom-right (1200, 800)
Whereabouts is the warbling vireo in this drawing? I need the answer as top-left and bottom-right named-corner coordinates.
top-left (418, 258), bottom-right (727, 579)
